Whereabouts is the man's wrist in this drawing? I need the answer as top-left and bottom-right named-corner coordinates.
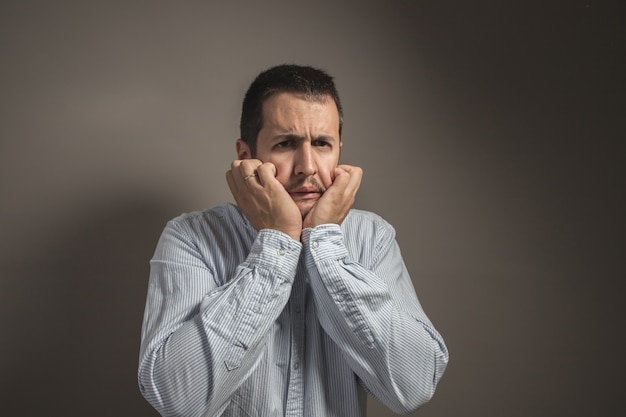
top-left (260, 227), bottom-right (301, 243)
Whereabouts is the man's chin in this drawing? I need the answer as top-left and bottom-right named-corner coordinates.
top-left (295, 200), bottom-right (316, 219)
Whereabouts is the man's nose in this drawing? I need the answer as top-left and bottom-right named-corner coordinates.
top-left (294, 143), bottom-right (316, 176)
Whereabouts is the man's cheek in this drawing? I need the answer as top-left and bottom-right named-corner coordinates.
top-left (274, 172), bottom-right (290, 188)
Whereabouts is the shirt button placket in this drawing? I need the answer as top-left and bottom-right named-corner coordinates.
top-left (286, 267), bottom-right (306, 416)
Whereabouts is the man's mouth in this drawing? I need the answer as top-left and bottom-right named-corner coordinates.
top-left (287, 179), bottom-right (325, 200)
top-left (288, 187), bottom-right (322, 199)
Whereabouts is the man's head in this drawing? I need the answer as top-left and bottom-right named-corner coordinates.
top-left (237, 65), bottom-right (344, 217)
top-left (239, 64), bottom-right (343, 156)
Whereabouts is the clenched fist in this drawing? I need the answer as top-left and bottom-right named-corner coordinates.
top-left (226, 159), bottom-right (303, 241)
top-left (302, 164), bottom-right (362, 230)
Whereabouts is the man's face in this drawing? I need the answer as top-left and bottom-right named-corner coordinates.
top-left (237, 92), bottom-right (342, 218)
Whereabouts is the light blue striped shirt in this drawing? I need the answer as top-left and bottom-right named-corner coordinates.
top-left (139, 203), bottom-right (448, 416)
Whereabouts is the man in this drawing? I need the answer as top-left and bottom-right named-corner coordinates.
top-left (138, 64), bottom-right (448, 416)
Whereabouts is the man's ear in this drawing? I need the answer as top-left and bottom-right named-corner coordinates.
top-left (236, 139), bottom-right (252, 160)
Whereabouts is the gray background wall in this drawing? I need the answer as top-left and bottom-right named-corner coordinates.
top-left (1, 1), bottom-right (624, 416)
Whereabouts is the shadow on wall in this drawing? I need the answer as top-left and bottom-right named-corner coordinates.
top-left (1, 192), bottom-right (176, 416)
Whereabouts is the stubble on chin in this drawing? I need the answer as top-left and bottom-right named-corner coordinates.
top-left (293, 198), bottom-right (317, 219)
top-left (286, 177), bottom-right (325, 219)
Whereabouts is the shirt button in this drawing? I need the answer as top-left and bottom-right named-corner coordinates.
top-left (252, 304), bottom-right (261, 313)
top-left (294, 362), bottom-right (300, 369)
top-left (295, 306), bottom-right (301, 314)
top-left (336, 294), bottom-right (345, 302)
top-left (311, 241), bottom-right (319, 249)
top-left (278, 248), bottom-right (286, 256)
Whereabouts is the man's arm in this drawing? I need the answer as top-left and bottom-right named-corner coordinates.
top-left (139, 158), bottom-right (305, 417)
top-left (300, 163), bottom-right (448, 412)
top-left (138, 216), bottom-right (301, 417)
top-left (302, 217), bottom-right (449, 414)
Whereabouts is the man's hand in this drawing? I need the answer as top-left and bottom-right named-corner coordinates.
top-left (226, 159), bottom-right (303, 241)
top-left (303, 164), bottom-right (363, 230)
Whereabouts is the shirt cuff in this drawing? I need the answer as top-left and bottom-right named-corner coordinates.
top-left (246, 229), bottom-right (302, 282)
top-left (302, 224), bottom-right (349, 268)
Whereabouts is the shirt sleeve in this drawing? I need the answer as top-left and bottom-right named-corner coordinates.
top-left (301, 220), bottom-right (449, 414)
top-left (138, 220), bottom-right (301, 417)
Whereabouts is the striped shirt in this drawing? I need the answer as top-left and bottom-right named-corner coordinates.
top-left (138, 203), bottom-right (448, 416)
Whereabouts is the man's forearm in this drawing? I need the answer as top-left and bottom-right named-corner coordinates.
top-left (302, 223), bottom-right (449, 413)
top-left (138, 227), bottom-right (301, 416)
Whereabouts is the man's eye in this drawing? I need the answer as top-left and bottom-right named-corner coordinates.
top-left (275, 140), bottom-right (296, 149)
top-left (314, 140), bottom-right (330, 147)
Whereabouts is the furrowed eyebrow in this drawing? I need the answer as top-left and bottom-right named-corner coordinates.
top-left (313, 135), bottom-right (335, 141)
top-left (271, 133), bottom-right (337, 143)
top-left (273, 133), bottom-right (304, 141)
